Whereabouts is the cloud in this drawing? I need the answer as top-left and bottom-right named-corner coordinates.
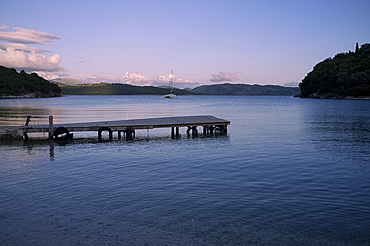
top-left (155, 72), bottom-right (190, 83)
top-left (0, 26), bottom-right (62, 44)
top-left (67, 71), bottom-right (200, 88)
top-left (0, 47), bottom-right (65, 72)
top-left (0, 43), bottom-right (48, 53)
top-left (153, 73), bottom-right (199, 88)
top-left (123, 72), bottom-right (151, 86)
top-left (210, 71), bottom-right (238, 82)
top-left (0, 26), bottom-right (64, 73)
top-left (71, 74), bottom-right (122, 84)
top-left (283, 81), bottom-right (299, 87)
top-left (35, 70), bottom-right (69, 81)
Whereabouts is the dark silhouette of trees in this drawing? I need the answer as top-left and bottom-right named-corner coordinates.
top-left (0, 66), bottom-right (61, 98)
top-left (299, 43), bottom-right (370, 98)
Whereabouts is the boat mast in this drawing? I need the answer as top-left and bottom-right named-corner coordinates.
top-left (169, 70), bottom-right (174, 93)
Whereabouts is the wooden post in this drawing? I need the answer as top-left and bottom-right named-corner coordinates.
top-left (48, 116), bottom-right (54, 140)
top-left (23, 115), bottom-right (32, 141)
top-left (98, 127), bottom-right (112, 141)
top-left (176, 127), bottom-right (180, 138)
top-left (203, 126), bottom-right (209, 136)
top-left (171, 127), bottom-right (175, 138)
top-left (192, 126), bottom-right (198, 137)
top-left (126, 128), bottom-right (135, 140)
top-left (25, 115), bottom-right (31, 126)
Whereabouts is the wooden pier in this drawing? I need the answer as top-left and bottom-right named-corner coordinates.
top-left (16, 115), bottom-right (230, 141)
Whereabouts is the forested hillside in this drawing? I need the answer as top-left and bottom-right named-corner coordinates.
top-left (299, 43), bottom-right (370, 98)
top-left (60, 83), bottom-right (197, 95)
top-left (191, 83), bottom-right (300, 96)
top-left (0, 66), bottom-right (61, 98)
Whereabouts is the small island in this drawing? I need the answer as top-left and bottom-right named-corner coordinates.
top-left (299, 43), bottom-right (370, 99)
top-left (0, 66), bottom-right (61, 98)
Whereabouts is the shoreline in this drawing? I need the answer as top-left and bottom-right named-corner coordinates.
top-left (296, 94), bottom-right (370, 100)
top-left (0, 94), bottom-right (62, 99)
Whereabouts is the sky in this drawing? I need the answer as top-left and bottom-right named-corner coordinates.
top-left (1, 0), bottom-right (369, 88)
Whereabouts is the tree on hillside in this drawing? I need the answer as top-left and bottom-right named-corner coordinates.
top-left (299, 43), bottom-right (370, 98)
top-left (0, 66), bottom-right (61, 98)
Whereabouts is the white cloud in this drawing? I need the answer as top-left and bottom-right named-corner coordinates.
top-left (0, 26), bottom-right (62, 44)
top-left (123, 72), bottom-right (151, 86)
top-left (35, 71), bottom-right (69, 81)
top-left (155, 72), bottom-right (190, 83)
top-left (0, 47), bottom-right (64, 72)
top-left (68, 72), bottom-right (200, 88)
top-left (0, 43), bottom-right (47, 53)
top-left (120, 71), bottom-right (198, 88)
top-left (71, 74), bottom-right (122, 84)
top-left (0, 26), bottom-right (64, 74)
top-left (153, 73), bottom-right (199, 88)
top-left (210, 71), bottom-right (238, 82)
top-left (283, 81), bottom-right (299, 87)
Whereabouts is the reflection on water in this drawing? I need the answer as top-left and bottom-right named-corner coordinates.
top-left (1, 95), bottom-right (370, 245)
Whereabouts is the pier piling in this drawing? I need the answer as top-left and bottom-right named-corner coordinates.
top-left (48, 116), bottom-right (53, 140)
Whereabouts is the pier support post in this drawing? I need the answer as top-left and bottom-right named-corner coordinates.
top-left (118, 130), bottom-right (125, 140)
top-left (126, 128), bottom-right (135, 140)
top-left (23, 115), bottom-right (32, 141)
top-left (214, 125), bottom-right (227, 135)
top-left (186, 126), bottom-right (198, 137)
top-left (48, 116), bottom-right (54, 140)
top-left (98, 127), bottom-right (113, 141)
top-left (187, 126), bottom-right (191, 135)
top-left (171, 127), bottom-right (180, 139)
top-left (192, 126), bottom-right (198, 137)
top-left (25, 116), bottom-right (31, 126)
top-left (223, 124), bottom-right (227, 134)
top-left (203, 126), bottom-right (210, 136)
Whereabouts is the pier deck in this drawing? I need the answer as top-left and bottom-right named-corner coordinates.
top-left (18, 115), bottom-right (230, 140)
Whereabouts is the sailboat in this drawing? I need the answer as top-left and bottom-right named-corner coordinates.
top-left (164, 70), bottom-right (177, 98)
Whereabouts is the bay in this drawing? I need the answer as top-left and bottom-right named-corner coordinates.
top-left (0, 95), bottom-right (369, 245)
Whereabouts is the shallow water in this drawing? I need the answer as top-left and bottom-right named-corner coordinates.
top-left (1, 95), bottom-right (369, 245)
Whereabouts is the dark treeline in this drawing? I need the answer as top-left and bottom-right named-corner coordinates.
top-left (60, 83), bottom-right (197, 95)
top-left (60, 83), bottom-right (299, 96)
top-left (192, 83), bottom-right (300, 96)
top-left (0, 66), bottom-right (61, 98)
top-left (299, 43), bottom-right (370, 98)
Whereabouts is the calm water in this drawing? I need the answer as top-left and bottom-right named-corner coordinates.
top-left (1, 95), bottom-right (369, 245)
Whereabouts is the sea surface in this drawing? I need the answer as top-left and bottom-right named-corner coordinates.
top-left (0, 95), bottom-right (369, 245)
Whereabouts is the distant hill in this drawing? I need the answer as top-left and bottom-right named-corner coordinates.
top-left (60, 83), bottom-right (198, 95)
top-left (191, 83), bottom-right (300, 96)
top-left (299, 43), bottom-right (370, 98)
top-left (51, 78), bottom-right (85, 86)
top-left (0, 66), bottom-right (61, 98)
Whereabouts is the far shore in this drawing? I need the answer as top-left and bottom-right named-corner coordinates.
top-left (1, 94), bottom-right (370, 100)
